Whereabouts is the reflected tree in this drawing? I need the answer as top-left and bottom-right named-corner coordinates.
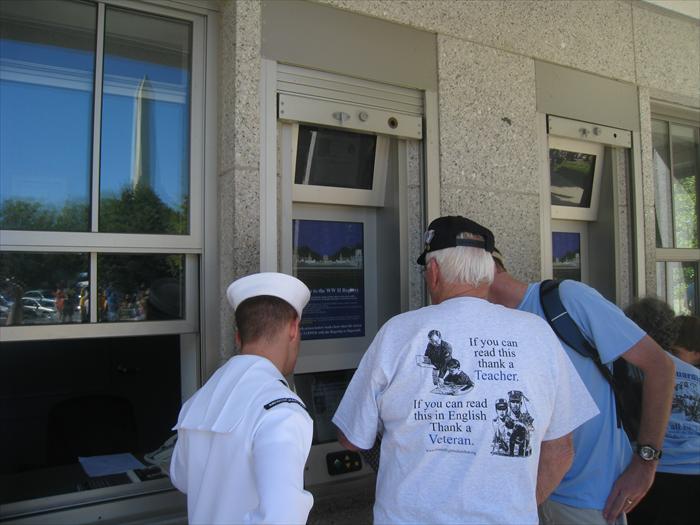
top-left (0, 199), bottom-right (89, 231)
top-left (100, 184), bottom-right (187, 234)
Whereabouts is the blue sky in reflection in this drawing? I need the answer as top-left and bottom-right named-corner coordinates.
top-left (0, 36), bottom-right (189, 213)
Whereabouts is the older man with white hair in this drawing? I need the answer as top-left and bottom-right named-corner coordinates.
top-left (170, 272), bottom-right (314, 524)
top-left (333, 215), bottom-right (599, 524)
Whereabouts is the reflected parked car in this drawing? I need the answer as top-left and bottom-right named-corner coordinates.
top-left (23, 289), bottom-right (56, 304)
top-left (20, 297), bottom-right (56, 320)
top-left (0, 295), bottom-right (12, 323)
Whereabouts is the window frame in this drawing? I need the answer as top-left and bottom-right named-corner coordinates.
top-left (651, 108), bottom-right (700, 314)
top-left (0, 0), bottom-right (206, 342)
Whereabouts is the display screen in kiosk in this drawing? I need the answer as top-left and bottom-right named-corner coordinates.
top-left (295, 125), bottom-right (377, 190)
top-left (549, 148), bottom-right (597, 208)
top-left (293, 219), bottom-right (365, 340)
top-left (295, 369), bottom-right (356, 445)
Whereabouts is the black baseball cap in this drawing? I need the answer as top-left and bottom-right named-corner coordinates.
top-left (416, 215), bottom-right (495, 265)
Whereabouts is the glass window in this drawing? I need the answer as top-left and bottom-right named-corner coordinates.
top-left (656, 261), bottom-right (698, 315)
top-left (653, 120), bottom-right (673, 247)
top-left (0, 0), bottom-right (203, 512)
top-left (549, 149), bottom-right (596, 208)
top-left (653, 115), bottom-right (699, 315)
top-left (97, 254), bottom-right (185, 322)
top-left (671, 124), bottom-right (698, 249)
top-left (99, 8), bottom-right (192, 235)
top-left (0, 335), bottom-right (180, 504)
top-left (295, 125), bottom-right (376, 190)
top-left (653, 119), bottom-right (699, 249)
top-left (0, 252), bottom-right (89, 326)
top-left (0, 0), bottom-right (96, 232)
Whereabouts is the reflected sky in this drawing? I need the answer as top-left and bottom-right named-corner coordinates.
top-left (0, 40), bottom-right (93, 210)
top-left (294, 220), bottom-right (363, 256)
top-left (0, 4), bottom-right (191, 232)
top-left (552, 232), bottom-right (580, 259)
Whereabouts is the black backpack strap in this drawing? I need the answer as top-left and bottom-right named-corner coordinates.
top-left (539, 279), bottom-right (622, 428)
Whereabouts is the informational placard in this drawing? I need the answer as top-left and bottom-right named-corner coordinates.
top-left (293, 219), bottom-right (364, 340)
top-left (552, 231), bottom-right (581, 281)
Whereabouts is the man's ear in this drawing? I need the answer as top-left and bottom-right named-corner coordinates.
top-left (289, 317), bottom-right (301, 341)
top-left (234, 330), bottom-right (242, 347)
top-left (427, 258), bottom-right (440, 288)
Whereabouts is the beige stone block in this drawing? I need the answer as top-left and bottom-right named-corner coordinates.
top-left (219, 1), bottom-right (237, 174)
top-left (318, 0), bottom-right (636, 82)
top-left (442, 186), bottom-right (541, 282)
top-left (233, 44), bottom-right (261, 170)
top-left (634, 6), bottom-right (700, 100)
top-left (438, 36), bottom-right (540, 194)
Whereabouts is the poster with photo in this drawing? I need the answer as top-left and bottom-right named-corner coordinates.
top-left (552, 232), bottom-right (581, 282)
top-left (293, 219), bottom-right (365, 340)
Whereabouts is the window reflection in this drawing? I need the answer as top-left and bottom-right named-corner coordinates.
top-left (656, 261), bottom-right (698, 315)
top-left (0, 252), bottom-right (89, 326)
top-left (671, 124), bottom-right (698, 249)
top-left (0, 0), bottom-right (95, 232)
top-left (99, 8), bottom-right (192, 235)
top-left (652, 120), bottom-right (673, 248)
top-left (97, 254), bottom-right (184, 322)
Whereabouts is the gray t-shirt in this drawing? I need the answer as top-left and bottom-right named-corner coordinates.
top-left (333, 296), bottom-right (598, 525)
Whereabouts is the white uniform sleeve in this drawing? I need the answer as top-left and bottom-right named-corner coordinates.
top-left (542, 327), bottom-right (600, 441)
top-left (245, 406), bottom-right (314, 525)
top-left (332, 326), bottom-right (388, 449)
top-left (169, 430), bottom-right (187, 493)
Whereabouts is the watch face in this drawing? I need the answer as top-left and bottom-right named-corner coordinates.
top-left (638, 445), bottom-right (659, 460)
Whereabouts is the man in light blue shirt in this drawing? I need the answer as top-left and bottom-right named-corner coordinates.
top-left (488, 249), bottom-right (674, 525)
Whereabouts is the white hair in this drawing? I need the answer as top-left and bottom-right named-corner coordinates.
top-left (425, 234), bottom-right (495, 287)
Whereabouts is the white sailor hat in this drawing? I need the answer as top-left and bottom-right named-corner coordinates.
top-left (226, 272), bottom-right (310, 318)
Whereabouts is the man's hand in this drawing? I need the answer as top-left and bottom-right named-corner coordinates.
top-left (601, 335), bottom-right (673, 522)
top-left (602, 455), bottom-right (655, 522)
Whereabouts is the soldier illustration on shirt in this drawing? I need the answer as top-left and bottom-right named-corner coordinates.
top-left (491, 390), bottom-right (534, 457)
top-left (507, 390), bottom-right (534, 457)
top-left (491, 398), bottom-right (513, 455)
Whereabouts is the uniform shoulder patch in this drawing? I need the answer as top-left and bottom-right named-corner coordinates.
top-left (264, 397), bottom-right (307, 411)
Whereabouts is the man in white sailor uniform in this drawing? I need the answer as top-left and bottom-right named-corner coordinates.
top-left (170, 272), bottom-right (314, 524)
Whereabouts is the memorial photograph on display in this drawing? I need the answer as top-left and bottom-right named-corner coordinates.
top-left (550, 148), bottom-right (597, 208)
top-left (293, 219), bottom-right (364, 340)
top-left (552, 232), bottom-right (582, 281)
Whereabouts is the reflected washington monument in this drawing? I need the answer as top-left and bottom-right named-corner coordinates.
top-left (131, 75), bottom-right (156, 190)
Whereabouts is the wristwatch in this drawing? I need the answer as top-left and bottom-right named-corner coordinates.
top-left (636, 444), bottom-right (662, 461)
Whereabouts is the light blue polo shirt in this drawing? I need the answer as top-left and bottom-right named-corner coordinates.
top-left (518, 280), bottom-right (644, 510)
top-left (659, 354), bottom-right (700, 475)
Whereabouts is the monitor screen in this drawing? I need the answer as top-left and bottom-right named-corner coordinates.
top-left (294, 369), bottom-right (356, 445)
top-left (549, 148), bottom-right (597, 208)
top-left (295, 125), bottom-right (376, 190)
